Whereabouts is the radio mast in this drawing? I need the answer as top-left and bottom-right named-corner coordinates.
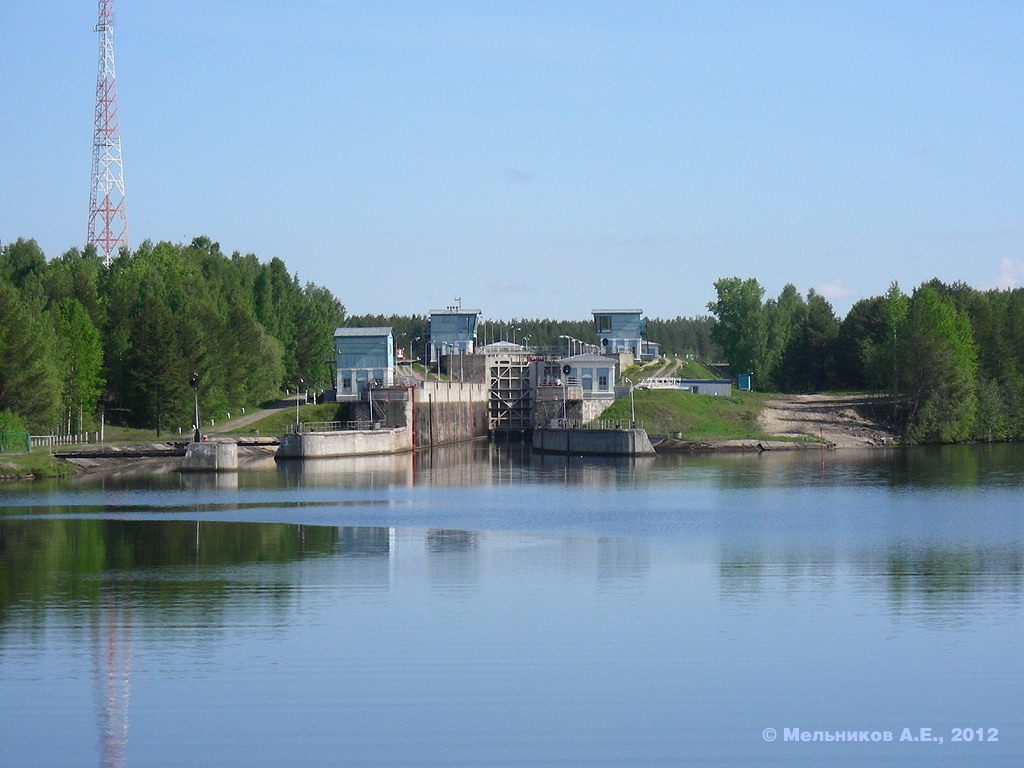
top-left (87, 0), bottom-right (129, 266)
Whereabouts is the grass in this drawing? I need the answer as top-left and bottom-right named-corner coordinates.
top-left (0, 452), bottom-right (78, 479)
top-left (225, 403), bottom-right (343, 436)
top-left (599, 389), bottom-right (774, 441)
top-left (619, 355), bottom-right (717, 384)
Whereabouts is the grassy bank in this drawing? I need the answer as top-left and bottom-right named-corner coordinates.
top-left (0, 453), bottom-right (78, 479)
top-left (599, 389), bottom-right (772, 441)
top-left (620, 356), bottom-right (720, 384)
top-left (225, 403), bottom-right (343, 436)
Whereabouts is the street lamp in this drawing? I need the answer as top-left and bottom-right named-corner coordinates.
top-left (623, 376), bottom-right (635, 428)
top-left (189, 371), bottom-right (201, 442)
top-left (295, 376), bottom-right (303, 430)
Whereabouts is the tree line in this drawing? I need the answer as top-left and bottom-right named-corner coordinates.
top-left (0, 237), bottom-right (345, 434)
top-left (707, 276), bottom-right (1024, 443)
top-left (341, 315), bottom-right (721, 361)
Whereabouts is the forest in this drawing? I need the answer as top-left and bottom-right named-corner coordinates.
top-left (0, 237), bottom-right (345, 434)
top-left (5, 233), bottom-right (1023, 445)
top-left (707, 277), bottom-right (1024, 443)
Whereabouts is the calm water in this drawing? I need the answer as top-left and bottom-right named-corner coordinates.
top-left (1, 443), bottom-right (1022, 767)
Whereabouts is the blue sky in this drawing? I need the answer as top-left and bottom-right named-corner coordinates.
top-left (2, 1), bottom-right (1024, 320)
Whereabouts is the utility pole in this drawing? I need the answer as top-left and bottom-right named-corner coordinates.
top-left (87, 0), bottom-right (129, 265)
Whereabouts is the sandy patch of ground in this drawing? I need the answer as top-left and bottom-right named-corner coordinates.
top-left (759, 394), bottom-right (895, 448)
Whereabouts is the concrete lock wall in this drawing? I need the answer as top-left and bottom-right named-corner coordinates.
top-left (277, 428), bottom-right (412, 459)
top-left (413, 381), bottom-right (489, 449)
top-left (532, 428), bottom-right (656, 456)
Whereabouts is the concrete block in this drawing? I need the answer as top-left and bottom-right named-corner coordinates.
top-left (181, 442), bottom-right (238, 472)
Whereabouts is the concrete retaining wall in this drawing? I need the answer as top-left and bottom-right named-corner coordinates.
top-left (532, 427), bottom-right (656, 456)
top-left (413, 381), bottom-right (489, 449)
top-left (277, 428), bottom-right (412, 459)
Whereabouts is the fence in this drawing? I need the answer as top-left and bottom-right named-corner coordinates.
top-left (288, 420), bottom-right (386, 434)
top-left (0, 430), bottom-right (30, 454)
top-left (28, 432), bottom-right (103, 452)
top-left (553, 418), bottom-right (643, 431)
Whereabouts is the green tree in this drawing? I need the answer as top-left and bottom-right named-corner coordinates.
top-left (294, 283), bottom-right (346, 390)
top-left (0, 281), bottom-right (61, 431)
top-left (833, 295), bottom-right (888, 390)
top-left (707, 277), bottom-right (768, 384)
top-left (54, 299), bottom-right (105, 433)
top-left (900, 285), bottom-right (977, 443)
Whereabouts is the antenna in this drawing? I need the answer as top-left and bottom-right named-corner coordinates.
top-left (87, 0), bottom-right (129, 266)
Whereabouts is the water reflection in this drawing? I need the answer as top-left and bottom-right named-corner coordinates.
top-left (93, 597), bottom-right (131, 768)
top-left (718, 542), bottom-right (1024, 621)
top-left (654, 442), bottom-right (1024, 489)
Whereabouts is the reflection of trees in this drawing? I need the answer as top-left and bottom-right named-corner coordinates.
top-left (887, 545), bottom-right (1023, 604)
top-left (655, 443), bottom-right (1024, 490)
top-left (0, 520), bottom-right (339, 626)
top-left (718, 543), bottom-right (1023, 617)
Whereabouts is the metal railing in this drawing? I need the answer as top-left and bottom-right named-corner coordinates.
top-left (288, 420), bottom-right (386, 434)
top-left (552, 418), bottom-right (643, 431)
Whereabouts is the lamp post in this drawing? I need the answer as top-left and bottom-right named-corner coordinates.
top-left (623, 376), bottom-right (635, 428)
top-left (189, 371), bottom-right (201, 442)
top-left (295, 376), bottom-right (303, 430)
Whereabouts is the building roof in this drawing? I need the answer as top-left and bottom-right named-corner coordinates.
top-left (334, 327), bottom-right (393, 337)
top-left (480, 341), bottom-right (526, 352)
top-left (428, 308), bottom-right (482, 316)
top-left (591, 308), bottom-right (643, 315)
top-left (558, 353), bottom-right (614, 364)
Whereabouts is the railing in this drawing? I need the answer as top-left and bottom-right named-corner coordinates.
top-left (29, 432), bottom-right (104, 451)
top-left (288, 420), bottom-right (386, 434)
top-left (552, 418), bottom-right (643, 430)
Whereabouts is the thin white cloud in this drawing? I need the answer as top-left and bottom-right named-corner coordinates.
top-left (991, 258), bottom-right (1024, 290)
top-left (816, 280), bottom-right (856, 301)
top-left (505, 169), bottom-right (534, 184)
top-left (490, 280), bottom-right (536, 295)
top-left (592, 234), bottom-right (671, 249)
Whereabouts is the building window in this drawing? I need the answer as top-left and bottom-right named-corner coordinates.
top-left (598, 375), bottom-right (608, 389)
top-left (596, 315), bottom-right (611, 333)
top-left (342, 376), bottom-right (352, 391)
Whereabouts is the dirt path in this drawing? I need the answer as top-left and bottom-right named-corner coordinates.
top-left (759, 394), bottom-right (895, 448)
top-left (206, 398), bottom-right (293, 434)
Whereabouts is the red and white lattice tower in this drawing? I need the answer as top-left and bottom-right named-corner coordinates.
top-left (87, 0), bottom-right (128, 266)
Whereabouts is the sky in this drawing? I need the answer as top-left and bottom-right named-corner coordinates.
top-left (2, 1), bottom-right (1024, 321)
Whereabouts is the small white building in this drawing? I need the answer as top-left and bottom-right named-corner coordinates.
top-left (558, 353), bottom-right (617, 397)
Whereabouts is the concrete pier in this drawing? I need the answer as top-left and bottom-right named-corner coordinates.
top-left (180, 441), bottom-right (238, 471)
top-left (532, 427), bottom-right (656, 456)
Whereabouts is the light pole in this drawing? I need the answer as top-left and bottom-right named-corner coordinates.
top-left (295, 376), bottom-right (303, 430)
top-left (189, 371), bottom-right (200, 442)
top-left (623, 376), bottom-right (635, 428)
